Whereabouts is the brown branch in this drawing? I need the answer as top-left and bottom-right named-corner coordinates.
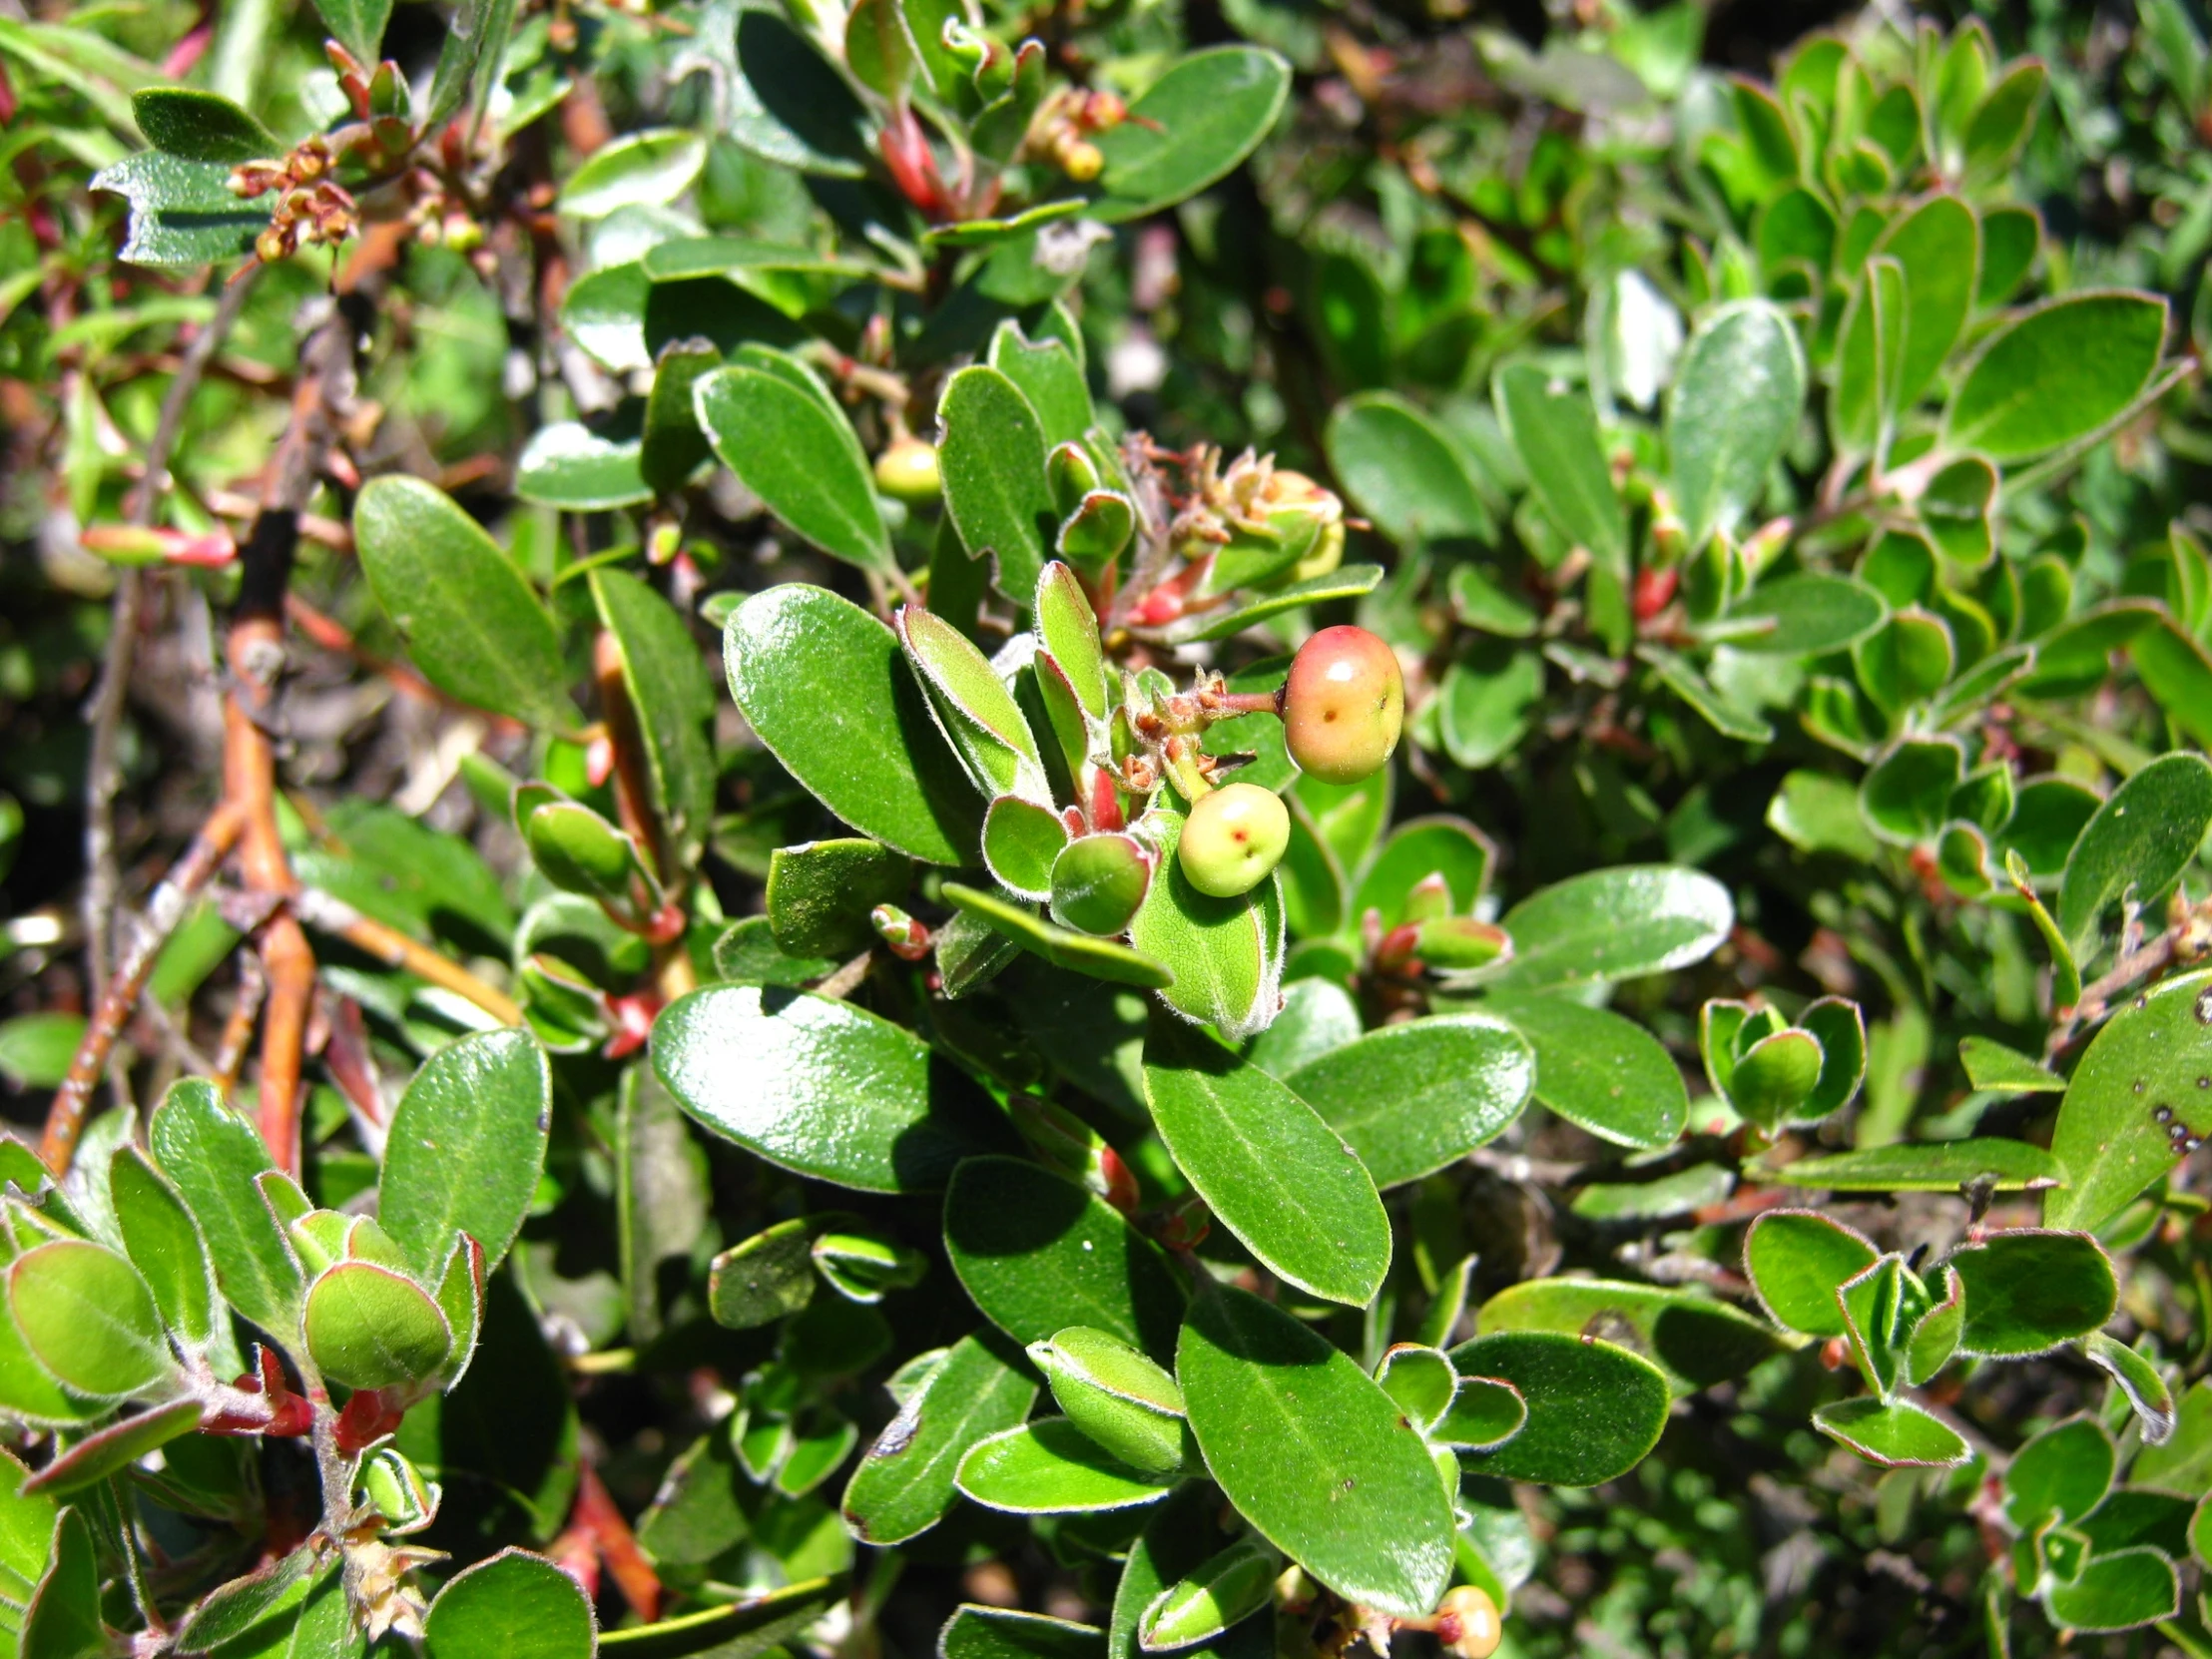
top-left (41, 803), bottom-right (245, 1173)
top-left (291, 888), bottom-right (525, 1027)
top-left (82, 269), bottom-right (263, 1010)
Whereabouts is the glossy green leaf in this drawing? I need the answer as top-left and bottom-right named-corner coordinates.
top-left (599, 1578), bottom-right (836, 1659)
top-left (654, 984), bottom-right (1013, 1193)
top-left (696, 358), bottom-right (890, 572)
top-left (1283, 1014), bottom-right (1534, 1189)
top-left (1474, 1279), bottom-right (1786, 1395)
top-left (726, 8), bottom-right (870, 175)
top-left (724, 585), bottom-right (981, 864)
top-left (1030, 1327), bottom-right (1188, 1476)
top-left (1768, 1137), bottom-right (2060, 1191)
top-left (841, 1332), bottom-right (1037, 1545)
top-left (944, 1158), bottom-right (1186, 1361)
top-left (1877, 194), bottom-right (1979, 410)
top-left (1960, 1036), bottom-right (2066, 1093)
top-left (1860, 737), bottom-right (1964, 843)
top-left (2043, 1546), bottom-right (2179, 1633)
top-left (2085, 1333), bottom-right (2176, 1445)
top-left (768, 838), bottom-right (911, 957)
top-left (132, 87), bottom-right (276, 163)
top-left (380, 1028), bottom-right (550, 1280)
top-left (1178, 566), bottom-right (1386, 644)
top-left (939, 365), bottom-right (1057, 601)
top-left (1666, 300), bottom-right (1806, 545)
top-left (1484, 994), bottom-right (1686, 1150)
top-left (591, 568), bottom-right (717, 864)
top-left (1088, 48), bottom-right (1291, 223)
top-left (1743, 1209), bottom-right (1879, 1337)
top-left (2046, 965), bottom-right (2212, 1233)
top-left (941, 883), bottom-right (1175, 989)
top-left (1348, 817), bottom-right (1493, 933)
top-left (1485, 865), bottom-right (1732, 993)
top-left (1812, 1397), bottom-right (1970, 1468)
top-left (956, 1419), bottom-right (1176, 1514)
top-left (1948, 1230), bottom-right (2116, 1357)
top-left (1324, 393), bottom-right (1494, 545)
top-left (514, 419), bottom-right (649, 510)
top-left (708, 1220), bottom-right (814, 1331)
top-left (943, 1607), bottom-right (1105, 1659)
top-left (2005, 1415), bottom-right (2114, 1533)
top-left (1179, 1287), bottom-right (1452, 1618)
top-left (90, 151), bottom-right (270, 268)
top-left (1143, 1016), bottom-right (1389, 1307)
top-left (1450, 1331), bottom-right (1670, 1486)
top-left (1127, 813), bottom-right (1282, 1040)
top-left (984, 797), bottom-right (1071, 901)
top-left (1944, 290), bottom-right (2169, 461)
top-left (423, 1548), bottom-right (594, 1659)
top-left (2055, 753), bottom-right (2212, 954)
top-left (1493, 363), bottom-right (1625, 567)
top-left (560, 130), bottom-right (705, 218)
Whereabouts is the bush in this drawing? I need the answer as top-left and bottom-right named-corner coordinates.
top-left (6, 0), bottom-right (2212, 1654)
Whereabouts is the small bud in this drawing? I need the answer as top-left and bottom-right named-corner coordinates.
top-left (1282, 626), bottom-right (1404, 785)
top-left (1728, 1029), bottom-right (1824, 1127)
top-left (356, 1446), bottom-right (440, 1534)
top-left (1177, 784), bottom-right (1290, 898)
top-left (1007, 1094), bottom-right (1138, 1213)
top-left (1047, 440), bottom-right (1104, 516)
top-left (256, 227), bottom-right (290, 264)
top-left (873, 436), bottom-right (941, 504)
top-left (871, 902), bottom-right (933, 960)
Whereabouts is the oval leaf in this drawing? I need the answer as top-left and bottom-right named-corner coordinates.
top-left (1282, 1014), bottom-right (1534, 1189)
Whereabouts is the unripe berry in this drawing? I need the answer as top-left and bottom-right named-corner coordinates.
top-left (874, 436), bottom-right (941, 505)
top-left (1283, 626), bottom-right (1403, 784)
top-left (1177, 784), bottom-right (1289, 898)
top-left (1434, 1586), bottom-right (1503, 1659)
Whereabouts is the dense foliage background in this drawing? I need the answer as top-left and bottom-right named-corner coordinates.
top-left (15, 0), bottom-right (2212, 1656)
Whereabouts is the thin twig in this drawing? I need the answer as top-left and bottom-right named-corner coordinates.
top-left (42, 802), bottom-right (245, 1173)
top-left (291, 887), bottom-right (525, 1027)
top-left (82, 269), bottom-right (263, 1008)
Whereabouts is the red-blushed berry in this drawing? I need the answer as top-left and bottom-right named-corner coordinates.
top-left (1283, 625), bottom-right (1404, 784)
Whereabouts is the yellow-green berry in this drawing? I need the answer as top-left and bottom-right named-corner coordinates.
top-left (1177, 784), bottom-right (1289, 897)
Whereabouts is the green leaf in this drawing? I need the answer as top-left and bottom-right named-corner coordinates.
top-left (560, 130), bottom-right (707, 219)
top-left (713, 916), bottom-right (835, 989)
top-left (724, 585), bottom-right (981, 865)
top-left (302, 1261), bottom-right (451, 1389)
top-left (1493, 363), bottom-right (1626, 568)
top-left (939, 365), bottom-right (1057, 601)
top-left (943, 1158), bottom-right (1186, 1362)
top-left (1944, 290), bottom-right (2169, 461)
top-left (1483, 994), bottom-right (1687, 1150)
top-left (841, 1332), bottom-right (1037, 1545)
top-left (1283, 1014), bottom-right (1533, 1189)
top-left (354, 477), bottom-right (572, 731)
top-left (1743, 1209), bottom-right (1878, 1337)
top-left (591, 567), bottom-right (718, 865)
top-left (1348, 817), bottom-right (1493, 932)
top-left (695, 358), bottom-right (890, 572)
top-left (1485, 865), bottom-right (1732, 993)
top-left (513, 419), bottom-right (649, 510)
top-left (1960, 1036), bottom-right (2066, 1094)
top-left (708, 1219), bottom-right (816, 1331)
top-left (25, 1396), bottom-right (201, 1497)
top-left (2085, 1333), bottom-right (2176, 1445)
top-left (2046, 965), bottom-right (2212, 1233)
top-left (379, 1029), bottom-right (550, 1280)
top-left (1034, 564), bottom-right (1109, 723)
top-left (2042, 1546), bottom-right (2180, 1633)
top-left (19, 1509), bottom-right (107, 1659)
top-left (1666, 300), bottom-right (1806, 546)
top-left (303, 0), bottom-right (388, 68)
top-left (653, 983), bottom-right (1012, 1193)
top-left (956, 1419), bottom-right (1176, 1514)
top-left (1142, 1016), bottom-right (1390, 1307)
top-left (1029, 1329), bottom-right (1190, 1476)
top-left (1177, 566), bottom-right (1387, 643)
top-left (149, 1078), bottom-right (300, 1344)
top-left (8, 1240), bottom-right (170, 1399)
top-left (990, 325), bottom-right (1094, 451)
top-left (107, 1147), bottom-right (225, 1364)
top-left (132, 88), bottom-right (276, 163)
top-left (1088, 48), bottom-right (1291, 223)
top-left (2056, 752), bottom-right (2212, 954)
top-left (1876, 194), bottom-right (1979, 411)
top-left (423, 1548), bottom-right (595, 1659)
top-left (727, 8), bottom-right (871, 177)
top-left (1859, 736), bottom-right (1963, 843)
top-left (1948, 1230), bottom-right (2115, 1357)
top-left (941, 883), bottom-right (1174, 988)
top-left (1811, 1397), bottom-right (1970, 1468)
top-left (983, 798), bottom-right (1069, 902)
top-left (1126, 814), bottom-right (1282, 1040)
top-left (0, 1449), bottom-right (56, 1650)
top-left (769, 839), bottom-right (911, 956)
top-left (177, 1548), bottom-right (330, 1656)
top-left (0, 1015), bottom-right (83, 1091)
top-left (1720, 575), bottom-right (1888, 656)
top-left (1767, 1137), bottom-right (2060, 1192)
top-left (1831, 256), bottom-right (1906, 456)
top-left (1178, 1287), bottom-right (1451, 1618)
top-left (640, 340), bottom-right (719, 496)
top-left (1449, 1331), bottom-right (1670, 1486)
top-left (943, 1607), bottom-right (1105, 1659)
top-left (1475, 1279), bottom-right (1785, 1394)
top-left (90, 151), bottom-right (270, 269)
top-left (2005, 1415), bottom-right (2114, 1534)
top-left (563, 264), bottom-right (651, 375)
top-left (1051, 835), bottom-right (1152, 938)
top-left (1324, 393), bottom-right (1494, 546)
